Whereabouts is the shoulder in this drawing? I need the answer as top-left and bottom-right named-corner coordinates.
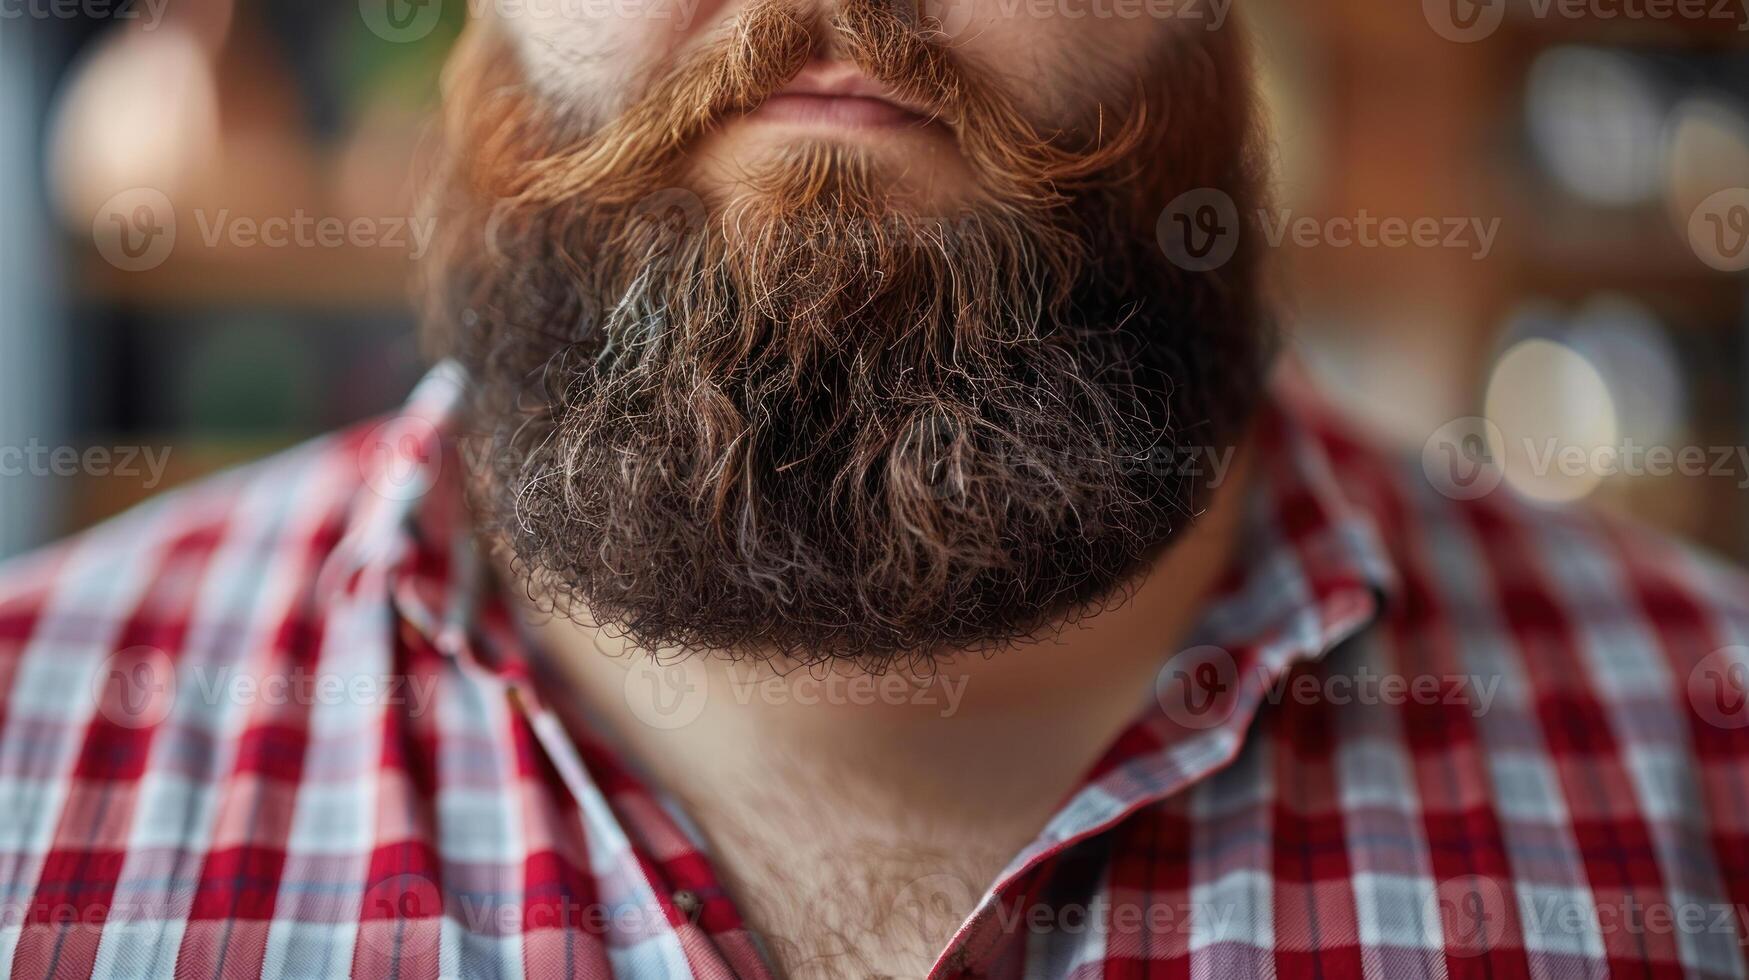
top-left (0, 394), bottom-right (474, 969)
top-left (0, 422), bottom-right (391, 726)
top-left (1396, 429), bottom-right (1746, 666)
top-left (1294, 388), bottom-right (1749, 735)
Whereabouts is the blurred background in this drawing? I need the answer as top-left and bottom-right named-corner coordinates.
top-left (0, 0), bottom-right (1746, 559)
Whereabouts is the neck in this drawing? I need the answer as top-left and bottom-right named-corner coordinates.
top-left (510, 444), bottom-right (1253, 821)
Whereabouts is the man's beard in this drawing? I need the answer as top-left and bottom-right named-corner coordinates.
top-left (420, 0), bottom-right (1276, 667)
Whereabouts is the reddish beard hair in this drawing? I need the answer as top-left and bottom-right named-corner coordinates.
top-left (419, 0), bottom-right (1277, 667)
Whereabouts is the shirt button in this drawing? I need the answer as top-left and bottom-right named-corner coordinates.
top-left (672, 889), bottom-right (702, 920)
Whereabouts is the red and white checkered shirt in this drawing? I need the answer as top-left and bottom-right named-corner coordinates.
top-left (3, 361), bottom-right (1748, 979)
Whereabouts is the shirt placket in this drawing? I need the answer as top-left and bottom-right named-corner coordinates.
top-left (920, 574), bottom-right (1387, 979)
top-left (504, 681), bottom-right (766, 980)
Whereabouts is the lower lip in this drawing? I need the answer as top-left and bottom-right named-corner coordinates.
top-left (750, 93), bottom-right (931, 129)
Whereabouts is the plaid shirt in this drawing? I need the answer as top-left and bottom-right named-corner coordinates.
top-left (3, 361), bottom-right (1748, 980)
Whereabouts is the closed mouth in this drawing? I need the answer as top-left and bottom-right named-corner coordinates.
top-left (747, 60), bottom-right (937, 130)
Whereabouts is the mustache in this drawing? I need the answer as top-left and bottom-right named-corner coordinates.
top-left (508, 0), bottom-right (814, 206)
top-left (452, 0), bottom-right (1148, 215)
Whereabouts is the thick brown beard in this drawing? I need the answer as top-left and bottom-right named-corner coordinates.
top-left (420, 0), bottom-right (1276, 666)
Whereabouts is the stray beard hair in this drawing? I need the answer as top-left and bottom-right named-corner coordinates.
top-left (419, 0), bottom-right (1277, 667)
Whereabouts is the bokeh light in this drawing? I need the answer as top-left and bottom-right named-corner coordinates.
top-left (46, 26), bottom-right (220, 227)
top-left (1526, 46), bottom-right (1667, 207)
top-left (1486, 338), bottom-right (1620, 504)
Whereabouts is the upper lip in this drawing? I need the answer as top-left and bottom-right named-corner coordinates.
top-left (771, 61), bottom-right (932, 116)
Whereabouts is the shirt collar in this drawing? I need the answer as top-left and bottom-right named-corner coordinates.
top-left (318, 360), bottom-right (486, 660)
